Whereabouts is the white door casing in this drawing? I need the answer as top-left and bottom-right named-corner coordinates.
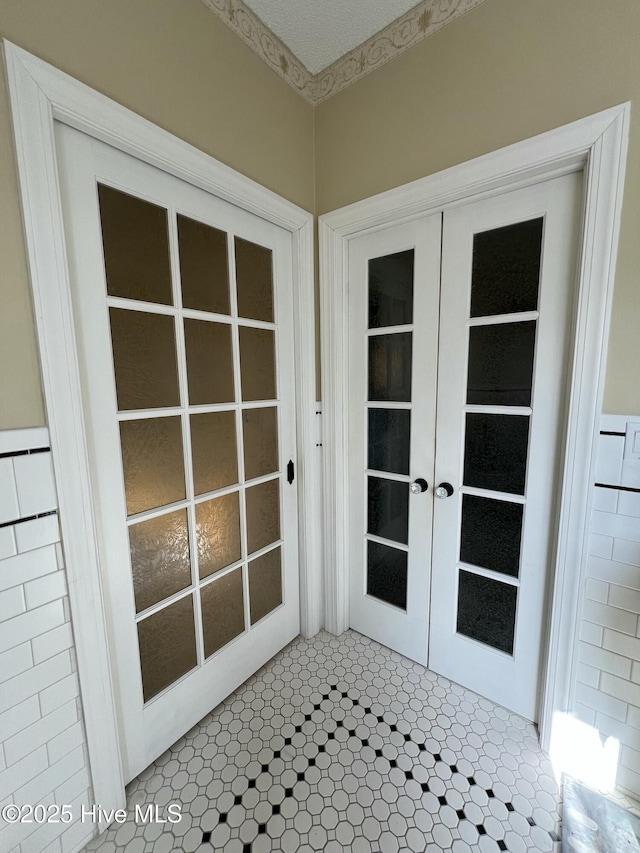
top-left (320, 105), bottom-right (629, 748)
top-left (5, 42), bottom-right (319, 824)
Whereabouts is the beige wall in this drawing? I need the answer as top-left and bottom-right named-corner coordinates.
top-left (0, 0), bottom-right (314, 428)
top-left (315, 0), bottom-right (640, 415)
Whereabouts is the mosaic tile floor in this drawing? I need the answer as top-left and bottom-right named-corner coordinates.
top-left (86, 631), bottom-right (565, 853)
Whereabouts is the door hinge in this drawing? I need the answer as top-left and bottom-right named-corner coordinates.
top-left (287, 459), bottom-right (295, 484)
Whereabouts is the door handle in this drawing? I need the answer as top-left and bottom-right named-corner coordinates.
top-left (435, 482), bottom-right (454, 499)
top-left (410, 478), bottom-right (429, 494)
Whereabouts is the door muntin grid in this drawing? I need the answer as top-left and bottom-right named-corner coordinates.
top-left (365, 249), bottom-right (415, 612)
top-left (455, 216), bottom-right (544, 657)
top-left (99, 183), bottom-right (285, 703)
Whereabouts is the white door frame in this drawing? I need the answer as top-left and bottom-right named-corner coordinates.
top-left (4, 41), bottom-right (321, 825)
top-left (319, 104), bottom-right (630, 751)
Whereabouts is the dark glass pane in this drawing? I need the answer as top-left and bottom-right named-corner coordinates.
top-left (460, 494), bottom-right (523, 578)
top-left (120, 417), bottom-right (185, 516)
top-left (98, 184), bottom-right (172, 305)
top-left (239, 327), bottom-right (276, 401)
top-left (137, 594), bottom-right (197, 702)
top-left (109, 308), bottom-right (180, 411)
top-left (368, 409), bottom-right (411, 475)
top-left (457, 570), bottom-right (517, 655)
top-left (235, 237), bottom-right (274, 323)
top-left (367, 541), bottom-right (407, 610)
top-left (467, 321), bottom-right (536, 407)
top-left (368, 333), bottom-right (412, 402)
top-left (463, 413), bottom-right (530, 495)
top-left (184, 319), bottom-right (234, 405)
top-left (177, 214), bottom-right (230, 315)
top-left (367, 476), bottom-right (409, 545)
top-left (249, 547), bottom-right (282, 624)
top-left (368, 250), bottom-right (414, 329)
top-left (129, 509), bottom-right (191, 613)
top-left (200, 568), bottom-right (244, 658)
top-left (471, 218), bottom-right (543, 318)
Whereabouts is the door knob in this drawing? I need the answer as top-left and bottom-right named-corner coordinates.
top-left (435, 482), bottom-right (454, 499)
top-left (410, 478), bottom-right (429, 494)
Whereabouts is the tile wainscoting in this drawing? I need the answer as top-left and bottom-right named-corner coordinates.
top-left (575, 415), bottom-right (640, 799)
top-left (0, 428), bottom-right (93, 853)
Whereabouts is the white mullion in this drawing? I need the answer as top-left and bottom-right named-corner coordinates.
top-left (463, 404), bottom-right (532, 417)
top-left (117, 406), bottom-right (184, 422)
top-left (460, 485), bottom-right (526, 504)
top-left (193, 483), bottom-right (243, 506)
top-left (245, 537), bottom-right (284, 567)
top-left (236, 317), bottom-right (277, 332)
top-left (457, 561), bottom-right (520, 588)
top-left (228, 231), bottom-right (251, 634)
top-left (366, 324), bottom-right (413, 336)
top-left (366, 469), bottom-right (411, 484)
top-left (106, 296), bottom-right (176, 316)
top-left (168, 203), bottom-right (204, 668)
top-left (367, 401), bottom-right (412, 410)
top-left (198, 556), bottom-right (246, 590)
top-left (467, 310), bottom-right (539, 327)
top-left (126, 498), bottom-right (191, 526)
top-left (240, 399), bottom-right (279, 411)
top-left (181, 306), bottom-right (234, 325)
top-left (134, 584), bottom-right (194, 623)
top-left (365, 533), bottom-right (410, 553)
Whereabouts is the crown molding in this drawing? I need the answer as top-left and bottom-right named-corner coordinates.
top-left (201, 0), bottom-right (488, 106)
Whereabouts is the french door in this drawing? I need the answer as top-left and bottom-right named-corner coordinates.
top-left (349, 173), bottom-right (582, 721)
top-left (55, 124), bottom-right (300, 780)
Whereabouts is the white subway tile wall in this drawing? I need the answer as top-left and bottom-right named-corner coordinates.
top-left (0, 429), bottom-right (93, 853)
top-left (576, 416), bottom-right (640, 799)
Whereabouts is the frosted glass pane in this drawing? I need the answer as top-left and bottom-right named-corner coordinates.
top-left (246, 478), bottom-right (280, 555)
top-left (200, 568), bottom-right (245, 658)
top-left (243, 407), bottom-right (279, 480)
top-left (471, 218), bottom-right (543, 318)
top-left (137, 594), bottom-right (196, 702)
top-left (129, 509), bottom-right (191, 613)
top-left (190, 411), bottom-right (238, 496)
top-left (368, 249), bottom-right (414, 329)
top-left (368, 333), bottom-right (412, 402)
top-left (98, 184), bottom-right (172, 305)
top-left (239, 327), bottom-right (276, 401)
top-left (184, 319), bottom-right (235, 405)
top-left (249, 547), bottom-right (282, 624)
top-left (109, 308), bottom-right (179, 411)
top-left (178, 214), bottom-right (230, 315)
top-left (196, 492), bottom-right (241, 579)
top-left (235, 237), bottom-right (274, 322)
top-left (120, 417), bottom-right (185, 516)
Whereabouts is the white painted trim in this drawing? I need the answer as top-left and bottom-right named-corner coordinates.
top-left (4, 40), bottom-right (318, 826)
top-left (319, 105), bottom-right (630, 749)
top-left (0, 426), bottom-right (50, 454)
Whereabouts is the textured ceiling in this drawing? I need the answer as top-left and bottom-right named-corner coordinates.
top-left (241, 0), bottom-right (421, 74)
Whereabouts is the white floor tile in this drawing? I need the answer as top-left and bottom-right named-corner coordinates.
top-left (84, 631), bottom-right (640, 853)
